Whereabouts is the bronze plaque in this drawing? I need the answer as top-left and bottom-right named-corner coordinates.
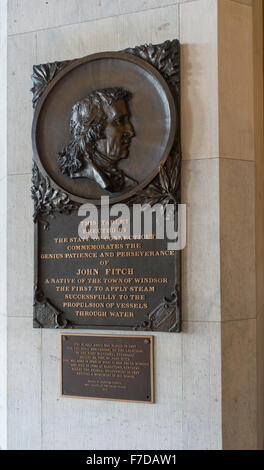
top-left (32, 51), bottom-right (176, 205)
top-left (61, 334), bottom-right (154, 403)
top-left (36, 210), bottom-right (180, 331)
top-left (31, 40), bottom-right (181, 332)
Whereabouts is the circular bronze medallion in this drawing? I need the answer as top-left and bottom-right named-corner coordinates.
top-left (32, 51), bottom-right (177, 204)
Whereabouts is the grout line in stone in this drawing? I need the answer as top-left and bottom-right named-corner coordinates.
top-left (182, 156), bottom-right (256, 164)
top-left (8, 0), bottom-right (250, 40)
top-left (6, 158), bottom-right (256, 176)
top-left (7, 172), bottom-right (32, 177)
top-left (8, 1), bottom-right (191, 38)
top-left (182, 320), bottom-right (221, 324)
top-left (230, 0), bottom-right (252, 7)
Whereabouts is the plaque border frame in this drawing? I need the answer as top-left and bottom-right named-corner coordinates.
top-left (31, 39), bottom-right (182, 333)
top-left (60, 333), bottom-right (154, 404)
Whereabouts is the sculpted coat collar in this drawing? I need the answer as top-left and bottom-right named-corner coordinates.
top-left (70, 150), bottom-right (125, 192)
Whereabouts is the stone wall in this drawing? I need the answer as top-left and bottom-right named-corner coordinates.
top-left (0, 0), bottom-right (263, 450)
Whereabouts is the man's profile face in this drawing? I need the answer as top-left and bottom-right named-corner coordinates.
top-left (95, 99), bottom-right (135, 160)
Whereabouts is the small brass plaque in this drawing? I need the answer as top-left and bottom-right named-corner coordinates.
top-left (61, 334), bottom-right (154, 403)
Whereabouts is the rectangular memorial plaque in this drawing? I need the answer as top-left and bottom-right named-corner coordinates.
top-left (35, 209), bottom-right (180, 331)
top-left (61, 333), bottom-right (154, 403)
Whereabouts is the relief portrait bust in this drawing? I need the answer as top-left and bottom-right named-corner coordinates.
top-left (56, 87), bottom-right (137, 193)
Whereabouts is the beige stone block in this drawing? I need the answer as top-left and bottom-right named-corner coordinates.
top-left (36, 15), bottom-right (118, 63)
top-left (182, 321), bottom-right (222, 450)
top-left (222, 319), bottom-right (257, 450)
top-left (41, 330), bottom-right (183, 450)
top-left (0, 313), bottom-right (7, 450)
top-left (231, 0), bottom-right (252, 6)
top-left (7, 33), bottom-right (36, 175)
top-left (182, 158), bottom-right (221, 322)
top-left (0, 178), bottom-right (7, 316)
top-left (0, 1), bottom-right (7, 181)
top-left (7, 317), bottom-right (41, 450)
top-left (36, 5), bottom-right (179, 64)
top-left (218, 0), bottom-right (254, 160)
top-left (219, 159), bottom-right (256, 321)
top-left (8, 0), bottom-right (181, 36)
top-left (180, 0), bottom-right (219, 160)
top-left (7, 174), bottom-right (33, 317)
top-left (252, 0), bottom-right (264, 450)
top-left (0, 3), bottom-right (7, 449)
top-left (252, 0), bottom-right (264, 320)
top-left (8, 0), bottom-right (117, 35)
top-left (256, 310), bottom-right (264, 449)
top-left (0, 0), bottom-right (7, 49)
top-left (115, 4), bottom-right (179, 49)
